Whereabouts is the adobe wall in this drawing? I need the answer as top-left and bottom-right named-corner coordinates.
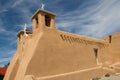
top-left (24, 28), bottom-right (108, 78)
top-left (103, 32), bottom-right (120, 65)
top-left (4, 28), bottom-right (111, 80)
top-left (4, 9), bottom-right (117, 80)
top-left (24, 66), bottom-right (115, 80)
top-left (4, 30), bottom-right (44, 80)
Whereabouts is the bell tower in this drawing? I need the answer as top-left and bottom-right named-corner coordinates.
top-left (31, 8), bottom-right (56, 33)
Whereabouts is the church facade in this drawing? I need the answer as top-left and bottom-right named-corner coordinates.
top-left (4, 9), bottom-right (120, 80)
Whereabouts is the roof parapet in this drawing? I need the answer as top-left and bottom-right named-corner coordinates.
top-left (17, 30), bottom-right (32, 37)
top-left (31, 9), bottom-right (57, 19)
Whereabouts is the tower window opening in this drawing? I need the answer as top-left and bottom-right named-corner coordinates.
top-left (45, 15), bottom-right (51, 27)
top-left (35, 17), bottom-right (38, 28)
top-left (109, 35), bottom-right (112, 43)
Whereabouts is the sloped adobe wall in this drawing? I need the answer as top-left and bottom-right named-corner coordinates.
top-left (25, 29), bottom-right (106, 78)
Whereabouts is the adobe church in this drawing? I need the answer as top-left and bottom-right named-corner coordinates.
top-left (4, 8), bottom-right (120, 80)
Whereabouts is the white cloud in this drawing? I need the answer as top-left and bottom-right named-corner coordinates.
top-left (12, 0), bottom-right (24, 8)
top-left (0, 57), bottom-right (12, 67)
top-left (0, 64), bottom-right (4, 67)
top-left (7, 50), bottom-right (16, 55)
top-left (16, 23), bottom-right (32, 28)
top-left (0, 9), bottom-right (8, 13)
top-left (56, 0), bottom-right (120, 38)
top-left (0, 57), bottom-right (11, 63)
top-left (0, 27), bottom-right (16, 37)
top-left (0, 28), bottom-right (6, 32)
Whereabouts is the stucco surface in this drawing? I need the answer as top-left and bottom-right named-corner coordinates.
top-left (4, 9), bottom-right (120, 80)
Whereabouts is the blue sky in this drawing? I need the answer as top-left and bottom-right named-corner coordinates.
top-left (0, 0), bottom-right (120, 67)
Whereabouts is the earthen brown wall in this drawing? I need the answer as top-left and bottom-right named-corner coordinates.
top-left (103, 32), bottom-right (120, 65)
top-left (25, 28), bottom-right (107, 77)
top-left (4, 9), bottom-right (119, 80)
